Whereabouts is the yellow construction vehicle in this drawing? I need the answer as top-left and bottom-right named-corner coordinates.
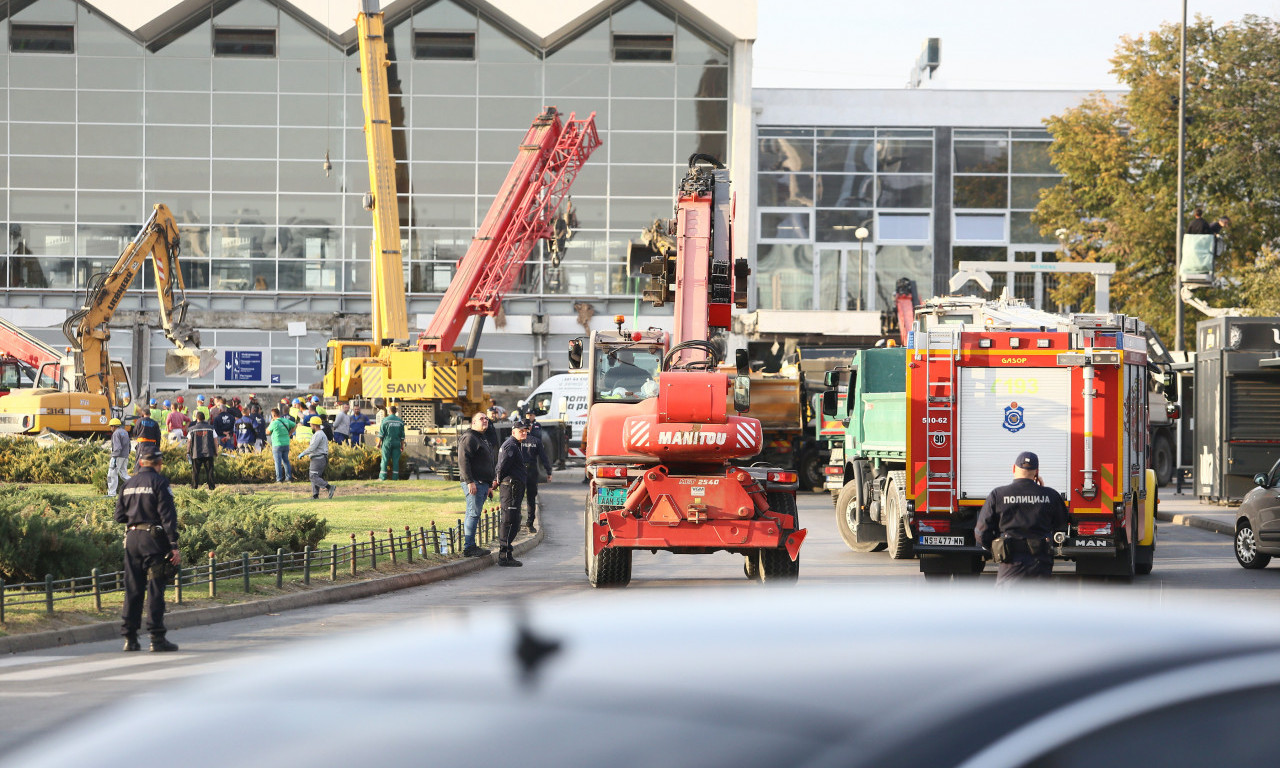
top-left (0, 203), bottom-right (215, 435)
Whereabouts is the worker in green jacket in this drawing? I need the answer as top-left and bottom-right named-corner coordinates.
top-left (378, 405), bottom-right (406, 481)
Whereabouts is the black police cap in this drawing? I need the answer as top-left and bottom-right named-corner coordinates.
top-left (1015, 451), bottom-right (1039, 470)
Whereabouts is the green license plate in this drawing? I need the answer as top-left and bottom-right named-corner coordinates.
top-left (596, 487), bottom-right (627, 507)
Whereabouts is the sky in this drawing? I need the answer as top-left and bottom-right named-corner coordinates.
top-left (753, 0), bottom-right (1276, 91)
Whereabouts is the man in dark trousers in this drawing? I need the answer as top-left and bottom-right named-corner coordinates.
top-left (974, 451), bottom-right (1069, 586)
top-left (519, 413), bottom-right (553, 533)
top-left (115, 451), bottom-right (180, 652)
top-left (495, 419), bottom-right (531, 567)
top-left (458, 411), bottom-right (495, 558)
top-left (187, 411), bottom-right (218, 490)
top-left (131, 407), bottom-right (161, 471)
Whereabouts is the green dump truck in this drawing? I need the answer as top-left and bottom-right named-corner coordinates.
top-left (820, 346), bottom-right (913, 558)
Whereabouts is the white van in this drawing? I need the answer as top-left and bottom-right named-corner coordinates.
top-left (520, 372), bottom-right (588, 458)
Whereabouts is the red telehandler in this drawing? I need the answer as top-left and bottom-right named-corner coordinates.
top-left (579, 155), bottom-right (806, 587)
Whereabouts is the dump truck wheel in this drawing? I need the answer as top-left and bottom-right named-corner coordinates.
top-left (836, 478), bottom-right (881, 553)
top-left (885, 472), bottom-right (914, 560)
top-left (758, 492), bottom-right (799, 582)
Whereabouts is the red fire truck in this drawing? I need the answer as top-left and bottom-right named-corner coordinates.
top-left (906, 306), bottom-right (1157, 579)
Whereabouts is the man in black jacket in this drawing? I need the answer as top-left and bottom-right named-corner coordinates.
top-left (115, 452), bottom-right (180, 652)
top-left (187, 412), bottom-right (218, 490)
top-left (495, 419), bottom-right (531, 567)
top-left (458, 411), bottom-right (495, 558)
top-left (974, 452), bottom-right (1069, 586)
top-left (519, 414), bottom-right (554, 533)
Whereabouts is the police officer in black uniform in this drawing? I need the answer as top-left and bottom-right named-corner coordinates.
top-left (519, 412), bottom-right (554, 534)
top-left (495, 419), bottom-right (531, 567)
top-left (974, 451), bottom-right (1068, 586)
top-left (115, 450), bottom-right (181, 651)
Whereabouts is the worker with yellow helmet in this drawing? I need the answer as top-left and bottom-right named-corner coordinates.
top-left (106, 417), bottom-right (131, 497)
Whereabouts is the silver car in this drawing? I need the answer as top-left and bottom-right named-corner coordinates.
top-left (1236, 458), bottom-right (1280, 568)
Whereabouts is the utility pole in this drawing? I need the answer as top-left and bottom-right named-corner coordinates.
top-left (1173, 0), bottom-right (1188, 351)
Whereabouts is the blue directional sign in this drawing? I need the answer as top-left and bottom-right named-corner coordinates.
top-left (270, 374), bottom-right (281, 384)
top-left (217, 349), bottom-right (268, 385)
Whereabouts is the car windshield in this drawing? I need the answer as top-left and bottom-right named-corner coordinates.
top-left (595, 345), bottom-right (663, 403)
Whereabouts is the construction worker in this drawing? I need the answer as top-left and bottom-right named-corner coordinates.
top-left (106, 417), bottom-right (131, 497)
top-left (148, 398), bottom-right (164, 425)
top-left (298, 415), bottom-right (336, 500)
top-left (289, 398), bottom-right (303, 422)
top-left (187, 411), bottom-right (218, 490)
top-left (266, 407), bottom-right (295, 483)
top-left (348, 405), bottom-right (370, 446)
top-left (115, 451), bottom-right (180, 653)
top-left (494, 419), bottom-right (531, 567)
top-left (131, 408), bottom-right (161, 470)
top-left (974, 452), bottom-right (1069, 586)
top-left (377, 405), bottom-right (406, 480)
top-left (293, 412), bottom-right (315, 445)
top-left (165, 401), bottom-right (190, 444)
top-left (332, 403), bottom-right (351, 445)
top-left (194, 394), bottom-right (209, 421)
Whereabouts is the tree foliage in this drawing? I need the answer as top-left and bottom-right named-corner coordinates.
top-left (1035, 14), bottom-right (1280, 343)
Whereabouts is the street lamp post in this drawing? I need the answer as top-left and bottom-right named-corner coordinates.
top-left (1174, 0), bottom-right (1188, 351)
top-left (854, 226), bottom-right (869, 311)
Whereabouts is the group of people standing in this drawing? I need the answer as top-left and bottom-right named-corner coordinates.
top-left (458, 405), bottom-right (553, 567)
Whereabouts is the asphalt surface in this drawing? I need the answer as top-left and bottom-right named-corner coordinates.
top-left (2, 475), bottom-right (1277, 754)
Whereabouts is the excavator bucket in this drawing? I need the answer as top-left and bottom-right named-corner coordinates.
top-left (165, 347), bottom-right (218, 378)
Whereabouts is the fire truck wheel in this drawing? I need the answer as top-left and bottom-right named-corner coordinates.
top-left (884, 472), bottom-right (914, 560)
top-left (759, 492), bottom-right (800, 582)
top-left (584, 502), bottom-right (632, 587)
top-left (836, 478), bottom-right (882, 553)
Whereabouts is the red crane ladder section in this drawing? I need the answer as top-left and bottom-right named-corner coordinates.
top-left (923, 328), bottom-right (959, 512)
top-left (0, 316), bottom-right (62, 371)
top-left (419, 109), bottom-right (601, 353)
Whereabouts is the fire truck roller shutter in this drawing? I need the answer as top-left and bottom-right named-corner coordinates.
top-left (958, 368), bottom-right (1071, 499)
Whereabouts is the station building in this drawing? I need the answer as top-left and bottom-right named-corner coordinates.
top-left (0, 0), bottom-right (1118, 394)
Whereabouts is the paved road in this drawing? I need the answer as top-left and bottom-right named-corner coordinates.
top-left (3, 476), bottom-right (1278, 753)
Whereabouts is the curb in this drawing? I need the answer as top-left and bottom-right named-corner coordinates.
top-left (0, 526), bottom-right (545, 656)
top-left (1156, 509), bottom-right (1234, 537)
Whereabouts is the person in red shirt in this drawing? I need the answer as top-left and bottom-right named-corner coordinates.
top-left (165, 402), bottom-right (191, 443)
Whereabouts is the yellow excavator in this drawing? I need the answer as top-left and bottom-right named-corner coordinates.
top-left (0, 203), bottom-right (216, 436)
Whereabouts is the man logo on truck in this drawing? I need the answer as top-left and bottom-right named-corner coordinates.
top-left (1002, 402), bottom-right (1025, 433)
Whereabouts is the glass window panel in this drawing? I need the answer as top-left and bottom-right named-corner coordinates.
top-left (415, 31), bottom-right (476, 60)
top-left (213, 27), bottom-right (277, 58)
top-left (759, 127), bottom-right (813, 138)
top-left (610, 164), bottom-right (675, 197)
top-left (277, 128), bottom-right (334, 161)
top-left (817, 139), bottom-right (873, 173)
top-left (676, 63), bottom-right (726, 99)
top-left (409, 129), bottom-right (475, 162)
top-left (675, 24), bottom-right (728, 66)
top-left (11, 256), bottom-right (74, 288)
top-left (1010, 211), bottom-right (1055, 244)
top-left (1011, 176), bottom-right (1059, 209)
top-left (877, 175), bottom-right (932, 208)
top-left (609, 132), bottom-right (672, 164)
top-left (953, 245), bottom-right (1008, 261)
top-left (955, 214), bottom-right (1006, 242)
top-left (11, 88), bottom-right (74, 122)
top-left (478, 63), bottom-right (541, 95)
top-left (11, 191), bottom-right (74, 222)
top-left (610, 197), bottom-right (671, 231)
top-left (13, 156), bottom-right (73, 188)
top-left (478, 97), bottom-right (544, 129)
top-left (875, 245), bottom-right (933, 309)
top-left (78, 56), bottom-right (143, 90)
top-left (613, 33), bottom-right (672, 62)
top-left (77, 224), bottom-right (135, 257)
top-left (78, 158), bottom-right (143, 190)
top-left (759, 136), bottom-right (813, 173)
top-left (212, 1), bottom-right (277, 26)
top-left (9, 49), bottom-right (75, 86)
top-left (1011, 141), bottom-right (1056, 174)
top-left (212, 194), bottom-right (275, 225)
top-left (611, 2), bottom-right (675, 33)
top-left (277, 13), bottom-right (331, 60)
top-left (278, 259), bottom-right (341, 291)
top-left (816, 249), bottom-right (842, 310)
top-left (78, 11), bottom-right (142, 55)
top-left (408, 61), bottom-right (476, 94)
top-left (279, 58), bottom-right (344, 93)
top-left (755, 243), bottom-right (813, 310)
top-left (163, 197), bottom-right (212, 228)
top-left (13, 122), bottom-right (74, 155)
top-left (477, 130), bottom-right (526, 162)
top-left (145, 158), bottom-right (211, 190)
top-left (564, 162), bottom-right (606, 198)
top-left (675, 132), bottom-right (725, 165)
top-left (77, 191), bottom-right (144, 223)
top-left (545, 22), bottom-right (607, 64)
top-left (611, 98), bottom-right (674, 131)
top-left (279, 193), bottom-right (340, 223)
top-left (213, 55), bottom-right (278, 90)
top-left (146, 126), bottom-right (210, 158)
top-left (77, 91), bottom-right (142, 124)
top-left (146, 91), bottom-right (211, 124)
top-left (475, 162), bottom-right (511, 196)
top-left (12, 223), bottom-right (74, 254)
top-left (278, 94), bottom-right (343, 128)
top-left (417, 196), bottom-right (475, 228)
top-left (760, 210), bottom-right (810, 240)
top-left (757, 173), bottom-right (813, 207)
top-left (816, 174), bottom-right (874, 208)
top-left (279, 161), bottom-right (341, 194)
top-left (816, 209), bottom-right (873, 243)
top-left (413, 0), bottom-right (476, 29)
top-left (212, 93), bottom-right (278, 125)
top-left (213, 126), bottom-right (277, 159)
top-left (476, 20), bottom-right (538, 64)
top-left (211, 225), bottom-right (276, 259)
top-left (876, 139), bottom-right (932, 173)
top-left (610, 64), bottom-right (675, 98)
top-left (409, 96), bottom-right (476, 128)
top-left (545, 64), bottom-right (608, 97)
top-left (954, 139), bottom-right (1008, 173)
top-left (145, 57), bottom-right (211, 90)
top-left (10, 23), bottom-right (73, 54)
top-left (410, 162), bottom-right (475, 195)
top-left (675, 99), bottom-right (725, 132)
top-left (213, 160), bottom-right (276, 192)
top-left (954, 175), bottom-right (1007, 209)
top-left (877, 213), bottom-right (930, 241)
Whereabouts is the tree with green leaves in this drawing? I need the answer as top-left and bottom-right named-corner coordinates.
top-left (1035, 14), bottom-right (1280, 344)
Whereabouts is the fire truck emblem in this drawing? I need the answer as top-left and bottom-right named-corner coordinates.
top-left (1002, 402), bottom-right (1025, 433)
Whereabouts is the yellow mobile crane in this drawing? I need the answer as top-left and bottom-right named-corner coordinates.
top-left (0, 203), bottom-right (215, 435)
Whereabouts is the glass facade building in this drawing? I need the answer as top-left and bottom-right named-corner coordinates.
top-left (0, 0), bottom-right (745, 392)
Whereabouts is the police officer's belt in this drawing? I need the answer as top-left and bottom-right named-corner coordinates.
top-left (992, 537), bottom-right (1046, 562)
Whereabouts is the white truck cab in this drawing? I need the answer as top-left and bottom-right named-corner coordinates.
top-left (520, 372), bottom-right (588, 458)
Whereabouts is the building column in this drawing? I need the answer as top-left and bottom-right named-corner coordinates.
top-left (729, 39), bottom-right (755, 310)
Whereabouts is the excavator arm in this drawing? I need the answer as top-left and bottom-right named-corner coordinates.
top-left (63, 203), bottom-right (215, 407)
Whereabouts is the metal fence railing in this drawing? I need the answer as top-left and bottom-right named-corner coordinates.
top-left (0, 504), bottom-right (509, 622)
